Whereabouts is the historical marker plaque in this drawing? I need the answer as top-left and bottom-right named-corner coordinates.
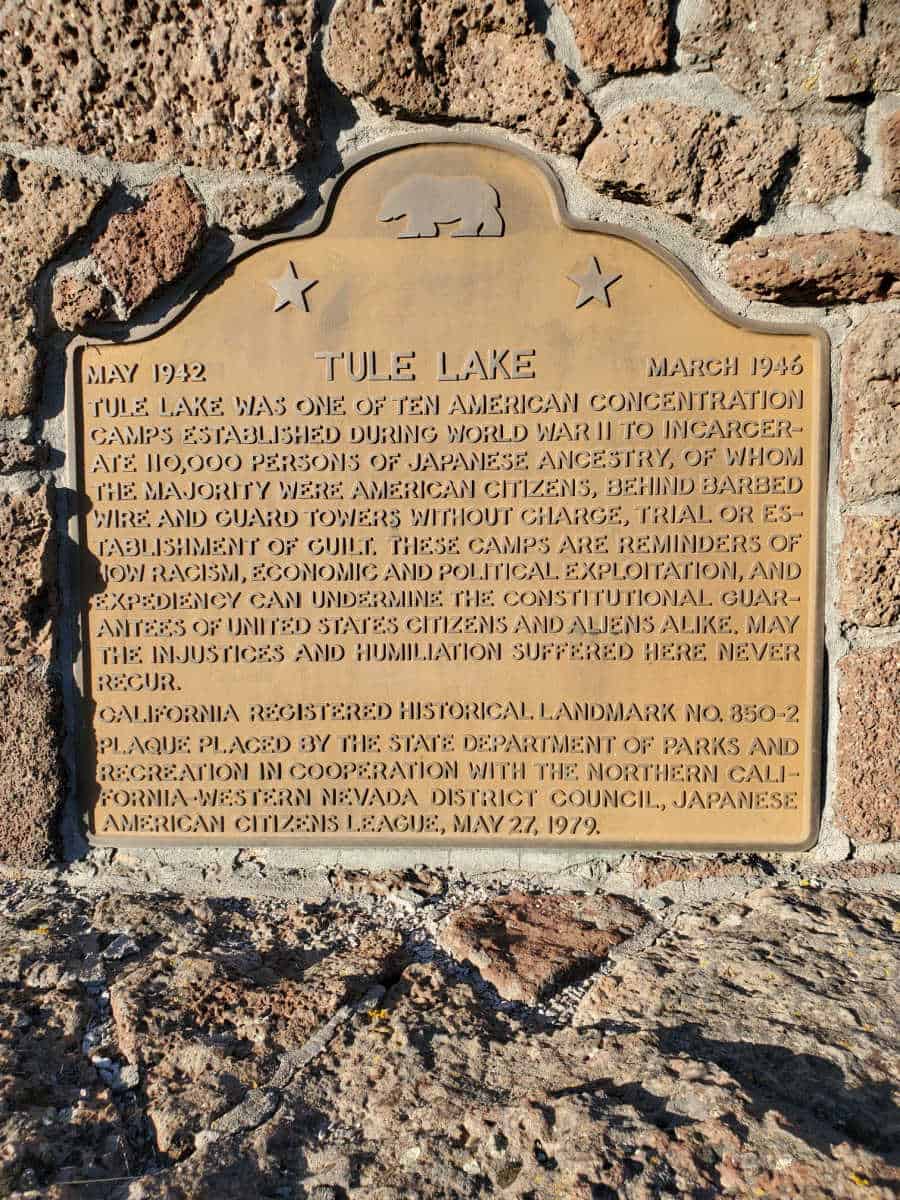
top-left (70, 137), bottom-right (827, 849)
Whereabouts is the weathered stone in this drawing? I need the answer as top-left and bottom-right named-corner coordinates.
top-left (681, 0), bottom-right (900, 110)
top-left (0, 488), bottom-right (54, 664)
top-left (0, 671), bottom-right (62, 867)
top-left (558, 0), bottom-right (670, 74)
top-left (579, 102), bottom-right (796, 240)
top-left (0, 157), bottom-right (106, 416)
top-left (819, 858), bottom-right (900, 880)
top-left (51, 271), bottom-right (109, 331)
top-left (92, 177), bottom-right (206, 317)
top-left (840, 516), bottom-right (900, 626)
top-left (788, 124), bottom-right (862, 204)
top-left (0, 438), bottom-right (48, 475)
top-left (727, 229), bottom-right (900, 303)
top-left (331, 866), bottom-right (446, 898)
top-left (287, 887), bottom-right (897, 1198)
top-left (0, 1), bottom-right (318, 171)
top-left (0, 341), bottom-right (38, 424)
top-left (630, 853), bottom-right (775, 888)
top-left (109, 902), bottom-right (403, 1157)
top-left (0, 880), bottom-right (897, 1197)
top-left (881, 110), bottom-right (900, 206)
top-left (574, 888), bottom-right (899, 1183)
top-left (817, 1), bottom-right (900, 99)
top-left (0, 894), bottom-right (135, 1186)
top-left (840, 313), bottom-right (900, 502)
top-left (325, 0), bottom-right (595, 155)
top-left (426, 31), bottom-right (595, 154)
top-left (208, 176), bottom-right (306, 235)
top-left (441, 890), bottom-right (647, 1002)
top-left (836, 645), bottom-right (900, 843)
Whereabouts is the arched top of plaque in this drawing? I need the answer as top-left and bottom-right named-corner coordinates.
top-left (70, 134), bottom-right (828, 852)
top-left (68, 134), bottom-right (831, 355)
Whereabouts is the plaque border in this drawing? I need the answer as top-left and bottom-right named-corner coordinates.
top-left (64, 131), bottom-right (829, 853)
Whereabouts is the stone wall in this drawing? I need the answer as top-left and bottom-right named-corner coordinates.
top-left (0, 0), bottom-right (897, 877)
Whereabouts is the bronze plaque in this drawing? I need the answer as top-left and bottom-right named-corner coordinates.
top-left (69, 137), bottom-right (827, 849)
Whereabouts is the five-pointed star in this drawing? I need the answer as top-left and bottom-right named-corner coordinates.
top-left (269, 261), bottom-right (317, 312)
top-left (567, 257), bottom-right (622, 308)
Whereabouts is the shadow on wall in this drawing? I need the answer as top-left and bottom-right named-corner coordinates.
top-left (55, 485), bottom-right (101, 858)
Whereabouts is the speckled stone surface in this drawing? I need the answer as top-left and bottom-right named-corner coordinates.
top-left (840, 312), bottom-right (900, 502)
top-left (727, 230), bottom-right (900, 304)
top-left (836, 645), bottom-right (900, 843)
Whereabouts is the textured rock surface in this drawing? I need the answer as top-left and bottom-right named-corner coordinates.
top-left (580, 102), bottom-right (795, 239)
top-left (0, 0), bottom-right (318, 171)
top-left (840, 312), bottom-right (900, 502)
top-left (92, 177), bottom-right (206, 317)
top-left (0, 438), bottom-right (48, 475)
top-left (559, 0), bottom-right (670, 74)
top-left (575, 887), bottom-right (900, 1191)
top-left (882, 110), bottom-right (900, 205)
top-left (51, 272), bottom-right (109, 332)
top-left (0, 904), bottom-right (129, 1195)
top-left (325, 0), bottom-right (595, 154)
top-left (0, 158), bottom-right (106, 416)
top-left (836, 645), bottom-right (900, 842)
top-left (727, 229), bottom-right (900, 303)
top-left (107, 901), bottom-right (403, 1158)
top-left (332, 866), bottom-right (446, 899)
top-left (0, 672), bottom-right (62, 867)
top-left (630, 853), bottom-right (775, 888)
top-left (0, 489), bottom-right (54, 664)
top-left (207, 176), bottom-right (306, 235)
top-left (441, 890), bottom-right (647, 1001)
top-left (788, 124), bottom-right (862, 204)
top-left (681, 0), bottom-right (900, 109)
top-left (0, 878), bottom-right (896, 1197)
top-left (840, 517), bottom-right (900, 626)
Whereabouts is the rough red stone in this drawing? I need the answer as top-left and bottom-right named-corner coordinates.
top-left (441, 890), bottom-right (647, 1002)
top-left (53, 177), bottom-right (205, 327)
top-left (325, 0), bottom-right (595, 155)
top-left (580, 102), bottom-right (796, 240)
top-left (0, 157), bottom-right (106, 416)
top-left (881, 110), bottom-right (900, 206)
top-left (0, 671), bottom-right (62, 866)
top-left (630, 854), bottom-right (774, 888)
top-left (681, 0), bottom-right (900, 110)
top-left (558, 0), bottom-right (670, 74)
top-left (51, 272), bottom-right (109, 331)
top-left (788, 124), bottom-right (862, 204)
top-left (321, 888), bottom-right (898, 1200)
top-left (92, 177), bottom-right (206, 317)
top-left (0, 488), bottom-right (54, 664)
top-left (840, 313), bottom-right (900, 502)
top-left (836, 646), bottom-right (900, 843)
top-left (727, 229), bottom-right (900, 303)
top-left (840, 517), bottom-right (900, 626)
top-left (0, 1), bottom-right (318, 171)
top-left (820, 858), bottom-right (900, 880)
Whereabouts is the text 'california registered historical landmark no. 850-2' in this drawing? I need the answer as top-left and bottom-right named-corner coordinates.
top-left (70, 138), bottom-right (828, 850)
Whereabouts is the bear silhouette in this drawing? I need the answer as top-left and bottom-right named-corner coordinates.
top-left (378, 175), bottom-right (504, 238)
